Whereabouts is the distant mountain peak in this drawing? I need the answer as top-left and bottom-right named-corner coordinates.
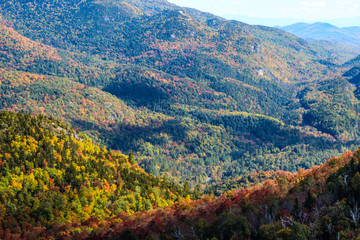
top-left (312, 22), bottom-right (338, 28)
top-left (280, 21), bottom-right (360, 48)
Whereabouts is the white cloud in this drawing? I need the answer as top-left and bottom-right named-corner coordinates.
top-left (300, 1), bottom-right (326, 7)
top-left (336, 0), bottom-right (360, 8)
top-left (232, 1), bottom-right (242, 5)
top-left (335, 1), bottom-right (345, 6)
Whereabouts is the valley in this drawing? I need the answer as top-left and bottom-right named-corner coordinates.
top-left (0, 0), bottom-right (360, 239)
top-left (0, 0), bottom-right (359, 187)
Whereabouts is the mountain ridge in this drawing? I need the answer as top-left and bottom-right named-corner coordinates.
top-left (222, 14), bottom-right (360, 28)
top-left (280, 22), bottom-right (360, 50)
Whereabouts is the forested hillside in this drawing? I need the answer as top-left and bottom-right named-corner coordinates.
top-left (99, 147), bottom-right (360, 240)
top-left (86, 148), bottom-right (359, 240)
top-left (2, 0), bottom-right (360, 238)
top-left (1, 112), bottom-right (360, 240)
top-left (0, 0), bottom-right (359, 188)
top-left (14, 141), bottom-right (360, 239)
top-left (0, 111), bottom-right (197, 239)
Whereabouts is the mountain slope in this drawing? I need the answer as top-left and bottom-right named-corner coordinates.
top-left (0, 111), bottom-right (196, 239)
top-left (32, 146), bottom-right (360, 239)
top-left (0, 19), bottom-right (119, 86)
top-left (0, 1), bottom-right (339, 83)
top-left (109, 148), bottom-right (360, 240)
top-left (1, 114), bottom-right (359, 239)
top-left (0, 68), bottom-right (171, 145)
top-left (310, 40), bottom-right (360, 64)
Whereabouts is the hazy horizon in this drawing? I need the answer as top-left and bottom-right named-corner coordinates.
top-left (168, 0), bottom-right (360, 27)
top-left (222, 14), bottom-right (360, 28)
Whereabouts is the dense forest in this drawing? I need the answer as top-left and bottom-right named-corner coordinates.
top-left (0, 0), bottom-right (359, 188)
top-left (1, 0), bottom-right (360, 238)
top-left (0, 111), bottom-right (198, 239)
top-left (2, 113), bottom-right (360, 239)
top-left (85, 148), bottom-right (360, 240)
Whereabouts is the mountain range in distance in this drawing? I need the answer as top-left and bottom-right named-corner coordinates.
top-left (279, 22), bottom-right (360, 49)
top-left (222, 14), bottom-right (360, 29)
top-left (222, 14), bottom-right (360, 55)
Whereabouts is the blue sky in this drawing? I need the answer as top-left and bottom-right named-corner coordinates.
top-left (167, 0), bottom-right (360, 26)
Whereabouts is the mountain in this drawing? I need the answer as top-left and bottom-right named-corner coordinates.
top-left (223, 15), bottom-right (310, 27)
top-left (0, 111), bottom-right (198, 239)
top-left (0, 1), bottom-right (342, 80)
top-left (0, 0), bottom-right (359, 189)
top-left (222, 15), bottom-right (360, 29)
top-left (280, 22), bottom-right (360, 49)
